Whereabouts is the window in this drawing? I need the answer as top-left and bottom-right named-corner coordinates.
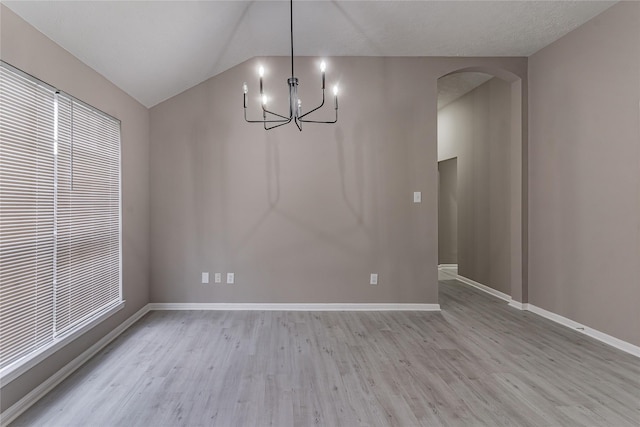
top-left (0, 62), bottom-right (122, 379)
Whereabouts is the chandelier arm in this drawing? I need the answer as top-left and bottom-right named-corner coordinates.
top-left (294, 117), bottom-right (302, 131)
top-left (245, 108), bottom-right (291, 123)
top-left (245, 117), bottom-right (291, 124)
top-left (244, 96), bottom-right (290, 123)
top-left (262, 106), bottom-right (291, 120)
top-left (299, 110), bottom-right (338, 124)
top-left (297, 91), bottom-right (326, 120)
top-left (264, 118), bottom-right (293, 130)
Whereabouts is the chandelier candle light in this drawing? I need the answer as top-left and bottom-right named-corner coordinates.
top-left (243, 0), bottom-right (338, 131)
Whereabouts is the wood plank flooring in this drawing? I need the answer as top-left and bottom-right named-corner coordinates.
top-left (11, 280), bottom-right (640, 426)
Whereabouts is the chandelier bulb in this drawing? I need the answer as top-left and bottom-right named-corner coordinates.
top-left (262, 94), bottom-right (268, 105)
top-left (320, 61), bottom-right (326, 73)
top-left (333, 85), bottom-right (339, 96)
top-left (243, 83), bottom-right (248, 94)
top-left (259, 66), bottom-right (265, 78)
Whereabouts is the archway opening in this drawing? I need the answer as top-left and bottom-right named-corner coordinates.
top-left (436, 68), bottom-right (525, 306)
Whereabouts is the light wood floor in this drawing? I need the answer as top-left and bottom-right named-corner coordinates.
top-left (11, 280), bottom-right (640, 426)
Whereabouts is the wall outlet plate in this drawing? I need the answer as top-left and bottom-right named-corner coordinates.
top-left (413, 192), bottom-right (422, 203)
top-left (226, 273), bottom-right (235, 284)
top-left (201, 272), bottom-right (209, 284)
top-left (370, 273), bottom-right (378, 285)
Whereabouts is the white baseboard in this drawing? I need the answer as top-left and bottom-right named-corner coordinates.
top-left (508, 300), bottom-right (528, 310)
top-left (437, 264), bottom-right (458, 269)
top-left (437, 265), bottom-right (510, 303)
top-left (0, 304), bottom-right (151, 427)
top-left (525, 303), bottom-right (640, 358)
top-left (149, 303), bottom-right (441, 311)
top-left (438, 265), bottom-right (458, 281)
top-left (451, 274), bottom-right (512, 303)
top-left (437, 266), bottom-right (639, 358)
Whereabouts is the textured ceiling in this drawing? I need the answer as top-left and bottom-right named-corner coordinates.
top-left (4, 1), bottom-right (616, 107)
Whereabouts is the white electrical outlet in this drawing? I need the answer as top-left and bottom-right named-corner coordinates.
top-left (413, 192), bottom-right (422, 203)
top-left (201, 272), bottom-right (209, 284)
top-left (370, 273), bottom-right (378, 285)
top-left (226, 273), bottom-right (235, 284)
top-left (214, 273), bottom-right (222, 283)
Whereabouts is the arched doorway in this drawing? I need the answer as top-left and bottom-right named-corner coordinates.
top-left (435, 66), bottom-right (526, 306)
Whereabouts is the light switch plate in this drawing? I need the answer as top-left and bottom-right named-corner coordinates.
top-left (214, 273), bottom-right (222, 283)
top-left (413, 192), bottom-right (422, 203)
top-left (370, 273), bottom-right (378, 285)
top-left (227, 273), bottom-right (235, 284)
top-left (201, 272), bottom-right (209, 284)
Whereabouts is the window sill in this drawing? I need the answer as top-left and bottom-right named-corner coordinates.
top-left (0, 301), bottom-right (125, 386)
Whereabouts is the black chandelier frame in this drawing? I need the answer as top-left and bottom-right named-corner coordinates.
top-left (243, 0), bottom-right (338, 131)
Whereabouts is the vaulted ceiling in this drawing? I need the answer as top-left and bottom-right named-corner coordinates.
top-left (4, 1), bottom-right (615, 107)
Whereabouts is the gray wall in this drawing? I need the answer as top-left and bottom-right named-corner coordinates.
top-left (149, 57), bottom-right (527, 305)
top-left (528, 2), bottom-right (640, 346)
top-left (437, 78), bottom-right (512, 296)
top-left (0, 6), bottom-right (150, 411)
top-left (438, 158), bottom-right (458, 264)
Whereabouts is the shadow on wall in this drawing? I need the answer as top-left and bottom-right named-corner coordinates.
top-left (336, 126), bottom-right (365, 226)
top-left (233, 133), bottom-right (281, 253)
top-left (231, 125), bottom-right (371, 259)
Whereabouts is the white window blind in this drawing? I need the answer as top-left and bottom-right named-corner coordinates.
top-left (0, 62), bottom-right (121, 374)
top-left (54, 99), bottom-right (122, 336)
top-left (0, 66), bottom-right (56, 369)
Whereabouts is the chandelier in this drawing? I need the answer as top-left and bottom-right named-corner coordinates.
top-left (243, 0), bottom-right (338, 131)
